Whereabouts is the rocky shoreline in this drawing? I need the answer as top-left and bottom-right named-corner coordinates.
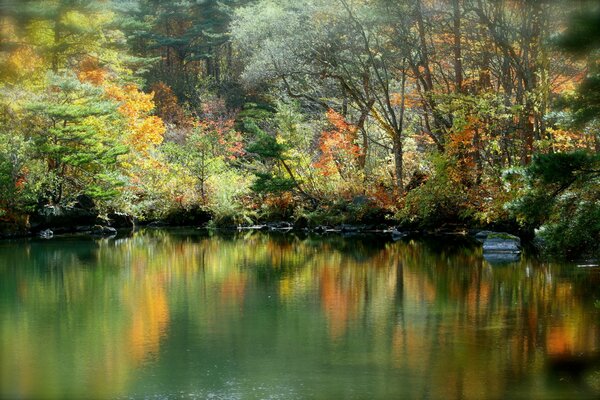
top-left (0, 198), bottom-right (525, 263)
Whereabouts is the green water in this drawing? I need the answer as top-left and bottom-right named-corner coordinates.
top-left (1, 229), bottom-right (599, 399)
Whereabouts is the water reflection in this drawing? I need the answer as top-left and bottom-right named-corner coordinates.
top-left (0, 230), bottom-right (599, 399)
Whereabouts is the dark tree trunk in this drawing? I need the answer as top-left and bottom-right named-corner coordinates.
top-left (452, 0), bottom-right (463, 92)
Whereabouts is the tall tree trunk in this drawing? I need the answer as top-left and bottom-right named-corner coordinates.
top-left (414, 0), bottom-right (434, 92)
top-left (452, 0), bottom-right (463, 92)
top-left (392, 134), bottom-right (403, 196)
top-left (355, 100), bottom-right (374, 169)
top-left (214, 48), bottom-right (221, 83)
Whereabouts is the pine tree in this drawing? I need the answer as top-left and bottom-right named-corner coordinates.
top-left (28, 74), bottom-right (128, 203)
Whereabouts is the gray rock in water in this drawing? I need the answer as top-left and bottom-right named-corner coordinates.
top-left (267, 221), bottom-right (293, 231)
top-left (91, 225), bottom-right (117, 237)
top-left (38, 229), bottom-right (53, 239)
top-left (391, 229), bottom-right (408, 241)
top-left (483, 233), bottom-right (521, 254)
top-left (484, 252), bottom-right (521, 264)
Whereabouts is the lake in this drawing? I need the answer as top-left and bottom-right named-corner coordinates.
top-left (1, 229), bottom-right (599, 399)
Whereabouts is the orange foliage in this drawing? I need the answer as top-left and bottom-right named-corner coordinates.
top-left (447, 117), bottom-right (478, 184)
top-left (77, 56), bottom-right (107, 86)
top-left (105, 84), bottom-right (166, 154)
top-left (391, 92), bottom-right (421, 108)
top-left (314, 109), bottom-right (361, 177)
top-left (551, 70), bottom-right (585, 94)
top-left (150, 82), bottom-right (190, 126)
top-left (369, 183), bottom-right (395, 209)
top-left (263, 191), bottom-right (295, 212)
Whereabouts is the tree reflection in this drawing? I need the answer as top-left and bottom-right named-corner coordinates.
top-left (0, 230), bottom-right (598, 399)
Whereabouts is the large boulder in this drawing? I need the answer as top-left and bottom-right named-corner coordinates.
top-left (107, 212), bottom-right (135, 229)
top-left (482, 233), bottom-right (522, 264)
top-left (483, 233), bottom-right (521, 253)
top-left (30, 204), bottom-right (98, 233)
top-left (29, 194), bottom-right (98, 233)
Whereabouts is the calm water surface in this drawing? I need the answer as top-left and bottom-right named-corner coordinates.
top-left (1, 229), bottom-right (599, 399)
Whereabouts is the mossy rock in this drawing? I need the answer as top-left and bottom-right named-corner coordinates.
top-left (487, 232), bottom-right (520, 242)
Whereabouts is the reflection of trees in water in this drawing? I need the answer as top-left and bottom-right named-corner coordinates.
top-left (0, 230), bottom-right (598, 399)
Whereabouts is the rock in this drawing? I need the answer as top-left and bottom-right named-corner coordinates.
top-left (107, 212), bottom-right (134, 229)
top-left (30, 204), bottom-right (98, 232)
top-left (91, 225), bottom-right (117, 237)
top-left (237, 224), bottom-right (268, 231)
top-left (483, 232), bottom-right (521, 254)
top-left (340, 224), bottom-right (360, 233)
top-left (374, 224), bottom-right (391, 232)
top-left (38, 229), bottom-right (53, 239)
top-left (474, 230), bottom-right (494, 243)
top-left (294, 216), bottom-right (309, 229)
top-left (268, 221), bottom-right (293, 231)
top-left (163, 206), bottom-right (211, 226)
top-left (391, 229), bottom-right (408, 241)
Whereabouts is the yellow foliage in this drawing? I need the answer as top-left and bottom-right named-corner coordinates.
top-left (105, 84), bottom-right (165, 154)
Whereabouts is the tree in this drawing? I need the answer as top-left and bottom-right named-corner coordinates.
top-left (508, 0), bottom-right (600, 258)
top-left (0, 0), bottom-right (125, 75)
top-left (233, 0), bottom-right (414, 193)
top-left (123, 0), bottom-right (242, 105)
top-left (27, 73), bottom-right (128, 203)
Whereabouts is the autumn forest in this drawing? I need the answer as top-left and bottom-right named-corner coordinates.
top-left (1, 0), bottom-right (600, 257)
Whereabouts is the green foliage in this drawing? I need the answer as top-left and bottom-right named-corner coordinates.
top-left (251, 173), bottom-right (295, 194)
top-left (240, 102), bottom-right (302, 197)
top-left (27, 73), bottom-right (128, 203)
top-left (487, 232), bottom-right (519, 241)
top-left (206, 168), bottom-right (255, 227)
top-left (508, 151), bottom-right (600, 258)
top-left (0, 132), bottom-right (47, 215)
top-left (397, 156), bottom-right (469, 229)
top-left (246, 131), bottom-right (286, 160)
top-left (124, 0), bottom-right (240, 105)
top-left (536, 200), bottom-right (600, 259)
top-left (556, 4), bottom-right (600, 128)
top-left (528, 151), bottom-right (599, 187)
